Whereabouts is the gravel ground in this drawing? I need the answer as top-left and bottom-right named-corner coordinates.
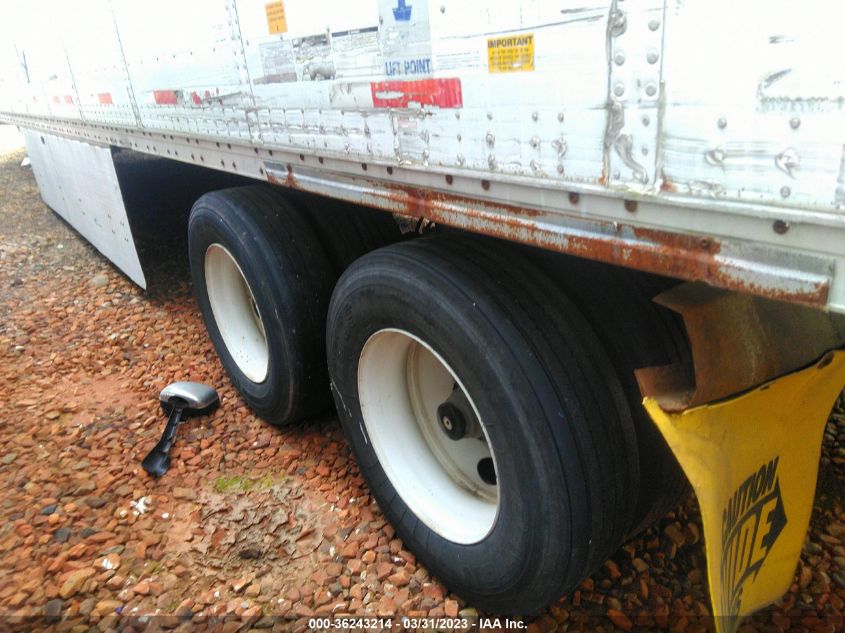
top-left (0, 128), bottom-right (844, 632)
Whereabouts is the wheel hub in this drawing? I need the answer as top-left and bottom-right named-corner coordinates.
top-left (436, 400), bottom-right (467, 440)
top-left (357, 328), bottom-right (499, 544)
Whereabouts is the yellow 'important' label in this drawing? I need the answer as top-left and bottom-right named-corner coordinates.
top-left (265, 1), bottom-right (287, 34)
top-left (487, 33), bottom-right (534, 73)
top-left (644, 350), bottom-right (845, 633)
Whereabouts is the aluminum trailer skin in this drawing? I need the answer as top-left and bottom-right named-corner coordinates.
top-left (2, 1), bottom-right (845, 630)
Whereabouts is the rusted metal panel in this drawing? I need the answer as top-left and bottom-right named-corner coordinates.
top-left (636, 283), bottom-right (845, 412)
top-left (267, 162), bottom-right (833, 308)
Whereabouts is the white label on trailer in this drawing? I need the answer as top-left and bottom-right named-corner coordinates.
top-left (379, 0), bottom-right (433, 78)
top-left (433, 43), bottom-right (483, 73)
top-left (257, 39), bottom-right (297, 84)
top-left (331, 27), bottom-right (380, 80)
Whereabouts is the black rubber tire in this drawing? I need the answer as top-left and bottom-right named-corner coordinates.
top-left (284, 190), bottom-right (402, 275)
top-left (441, 230), bottom-right (692, 534)
top-left (525, 247), bottom-right (693, 536)
top-left (188, 185), bottom-right (335, 425)
top-left (326, 234), bottom-right (639, 613)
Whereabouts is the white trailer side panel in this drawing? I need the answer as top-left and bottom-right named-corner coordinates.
top-left (58, 0), bottom-right (139, 126)
top-left (1, 0), bottom-right (845, 312)
top-left (21, 130), bottom-right (146, 287)
top-left (660, 0), bottom-right (845, 211)
top-left (110, 0), bottom-right (254, 139)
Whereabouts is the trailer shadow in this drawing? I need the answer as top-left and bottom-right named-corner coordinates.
top-left (112, 148), bottom-right (253, 296)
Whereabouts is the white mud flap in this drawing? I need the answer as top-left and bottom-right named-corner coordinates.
top-left (645, 350), bottom-right (845, 633)
top-left (21, 129), bottom-right (146, 287)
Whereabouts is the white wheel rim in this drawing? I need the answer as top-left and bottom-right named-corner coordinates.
top-left (358, 328), bottom-right (499, 544)
top-left (204, 244), bottom-right (269, 383)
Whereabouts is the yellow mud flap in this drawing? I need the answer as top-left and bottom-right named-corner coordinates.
top-left (644, 350), bottom-right (845, 633)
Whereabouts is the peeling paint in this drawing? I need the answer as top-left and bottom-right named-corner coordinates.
top-left (774, 147), bottom-right (799, 178)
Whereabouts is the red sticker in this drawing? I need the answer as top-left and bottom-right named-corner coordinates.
top-left (98, 93), bottom-right (113, 105)
top-left (370, 78), bottom-right (462, 109)
top-left (63, 95), bottom-right (73, 104)
top-left (153, 90), bottom-right (179, 105)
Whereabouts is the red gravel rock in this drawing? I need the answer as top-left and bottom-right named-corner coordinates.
top-left (59, 568), bottom-right (95, 599)
top-left (94, 599), bottom-right (122, 616)
top-left (663, 524), bottom-right (687, 548)
top-left (376, 595), bottom-right (396, 615)
top-left (388, 570), bottom-right (410, 588)
top-left (340, 542), bottom-right (359, 559)
top-left (95, 553), bottom-right (121, 571)
top-left (375, 562), bottom-right (392, 581)
top-left (172, 487), bottom-right (197, 501)
top-left (608, 608), bottom-right (633, 631)
top-left (132, 580), bottom-right (151, 596)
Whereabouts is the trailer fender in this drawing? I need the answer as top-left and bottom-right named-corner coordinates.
top-left (643, 350), bottom-right (845, 633)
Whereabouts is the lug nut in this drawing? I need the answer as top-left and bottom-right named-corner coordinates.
top-left (436, 403), bottom-right (467, 440)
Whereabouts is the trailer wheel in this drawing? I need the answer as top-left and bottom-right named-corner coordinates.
top-left (449, 232), bottom-right (693, 536)
top-left (528, 251), bottom-right (693, 536)
top-left (188, 185), bottom-right (334, 425)
top-left (285, 191), bottom-right (402, 275)
top-left (326, 236), bottom-right (639, 613)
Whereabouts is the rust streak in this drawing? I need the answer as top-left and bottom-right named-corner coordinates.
top-left (266, 165), bottom-right (299, 190)
top-left (660, 178), bottom-right (679, 193)
top-left (638, 282), bottom-right (844, 411)
top-left (370, 183), bottom-right (829, 307)
top-left (710, 268), bottom-right (829, 307)
top-left (266, 173), bottom-right (829, 308)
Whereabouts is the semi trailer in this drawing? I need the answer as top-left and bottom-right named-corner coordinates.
top-left (2, 0), bottom-right (845, 630)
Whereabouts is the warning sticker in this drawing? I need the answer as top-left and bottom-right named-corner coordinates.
top-left (487, 33), bottom-right (534, 73)
top-left (265, 1), bottom-right (287, 34)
